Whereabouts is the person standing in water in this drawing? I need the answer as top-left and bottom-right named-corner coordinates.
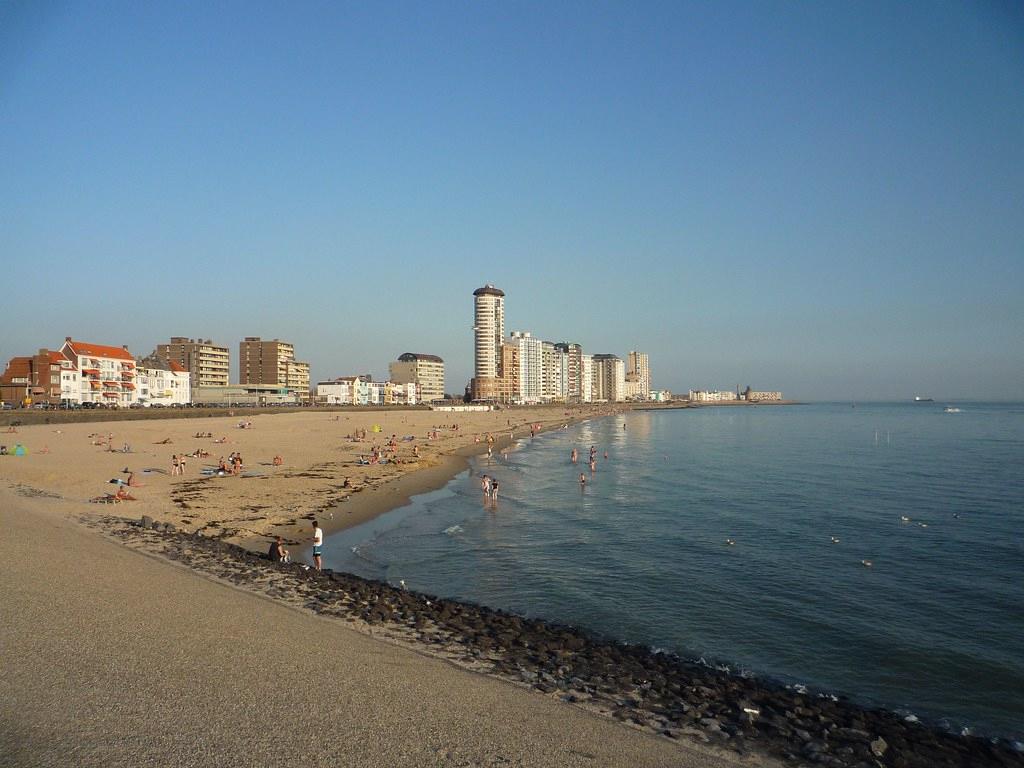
top-left (311, 520), bottom-right (323, 571)
top-left (571, 448), bottom-right (578, 464)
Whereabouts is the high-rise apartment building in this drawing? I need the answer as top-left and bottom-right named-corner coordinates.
top-left (470, 284), bottom-right (505, 400)
top-left (555, 342), bottom-right (583, 402)
top-left (624, 351), bottom-right (650, 400)
top-left (157, 337), bottom-right (230, 395)
top-left (473, 284), bottom-right (505, 378)
top-left (508, 331), bottom-right (543, 404)
top-left (389, 353), bottom-right (445, 403)
top-left (592, 354), bottom-right (626, 402)
top-left (580, 354), bottom-right (594, 403)
top-left (238, 337), bottom-right (310, 394)
top-left (541, 341), bottom-right (567, 402)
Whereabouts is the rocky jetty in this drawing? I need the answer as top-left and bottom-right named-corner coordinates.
top-left (99, 515), bottom-right (1024, 768)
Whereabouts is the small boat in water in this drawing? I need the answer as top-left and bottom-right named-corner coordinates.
top-left (914, 396), bottom-right (934, 402)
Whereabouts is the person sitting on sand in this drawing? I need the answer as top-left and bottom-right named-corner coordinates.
top-left (268, 536), bottom-right (290, 563)
top-left (114, 487), bottom-right (135, 502)
top-left (272, 455), bottom-right (283, 466)
top-left (127, 472), bottom-right (143, 488)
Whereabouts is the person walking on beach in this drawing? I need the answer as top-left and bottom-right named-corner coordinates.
top-left (311, 520), bottom-right (323, 571)
top-left (171, 454), bottom-right (180, 476)
top-left (490, 478), bottom-right (499, 502)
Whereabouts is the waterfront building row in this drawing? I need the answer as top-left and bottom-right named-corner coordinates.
top-left (1, 338), bottom-right (190, 408)
top-left (468, 284), bottom-right (653, 404)
top-left (315, 377), bottom-right (418, 406)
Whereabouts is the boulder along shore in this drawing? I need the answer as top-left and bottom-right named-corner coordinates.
top-left (99, 513), bottom-right (1022, 768)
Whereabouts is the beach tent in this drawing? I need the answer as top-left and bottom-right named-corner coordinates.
top-left (13, 444), bottom-right (27, 456)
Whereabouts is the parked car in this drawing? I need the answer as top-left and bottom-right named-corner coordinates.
top-left (1, 401), bottom-right (13, 410)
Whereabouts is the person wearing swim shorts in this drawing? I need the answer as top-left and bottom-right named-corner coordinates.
top-left (311, 520), bottom-right (323, 571)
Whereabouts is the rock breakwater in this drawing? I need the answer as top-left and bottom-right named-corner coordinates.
top-left (96, 515), bottom-right (1024, 768)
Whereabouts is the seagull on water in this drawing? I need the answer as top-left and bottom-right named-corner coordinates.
top-left (831, 536), bottom-right (840, 544)
top-left (725, 539), bottom-right (736, 546)
top-left (900, 516), bottom-right (911, 523)
top-left (861, 560), bottom-right (873, 568)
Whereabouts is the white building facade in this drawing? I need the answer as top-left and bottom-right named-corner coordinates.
top-left (137, 361), bottom-right (191, 406)
top-left (580, 354), bottom-right (594, 403)
top-left (60, 338), bottom-right (139, 407)
top-left (509, 331), bottom-right (543, 404)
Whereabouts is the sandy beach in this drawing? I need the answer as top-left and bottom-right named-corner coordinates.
top-left (2, 406), bottom-right (761, 767)
top-left (0, 406), bottom-right (615, 551)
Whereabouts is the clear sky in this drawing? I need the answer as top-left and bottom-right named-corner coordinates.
top-left (2, 1), bottom-right (1022, 400)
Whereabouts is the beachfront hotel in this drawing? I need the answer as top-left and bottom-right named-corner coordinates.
top-left (389, 353), bottom-right (445, 403)
top-left (238, 337), bottom-right (311, 395)
top-left (157, 337), bottom-right (230, 397)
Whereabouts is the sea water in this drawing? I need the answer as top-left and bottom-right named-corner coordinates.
top-left (321, 402), bottom-right (1024, 738)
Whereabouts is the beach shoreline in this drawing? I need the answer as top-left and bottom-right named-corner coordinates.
top-left (81, 512), bottom-right (1023, 768)
top-left (0, 404), bottom-right (622, 550)
top-left (284, 408), bottom-right (612, 560)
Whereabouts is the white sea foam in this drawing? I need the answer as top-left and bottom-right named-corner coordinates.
top-left (443, 525), bottom-right (464, 535)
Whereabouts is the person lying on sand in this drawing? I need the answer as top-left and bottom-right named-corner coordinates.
top-left (154, 438), bottom-right (172, 444)
top-left (90, 488), bottom-right (136, 503)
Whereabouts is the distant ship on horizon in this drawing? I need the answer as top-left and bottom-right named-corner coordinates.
top-left (913, 395), bottom-right (934, 402)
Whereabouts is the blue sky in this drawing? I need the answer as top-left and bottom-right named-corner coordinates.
top-left (1, 1), bottom-right (1022, 400)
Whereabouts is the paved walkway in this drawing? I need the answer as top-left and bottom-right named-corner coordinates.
top-left (0, 496), bottom-right (762, 767)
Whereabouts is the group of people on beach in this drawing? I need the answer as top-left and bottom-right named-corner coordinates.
top-left (480, 474), bottom-right (499, 503)
top-left (217, 452), bottom-right (244, 475)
